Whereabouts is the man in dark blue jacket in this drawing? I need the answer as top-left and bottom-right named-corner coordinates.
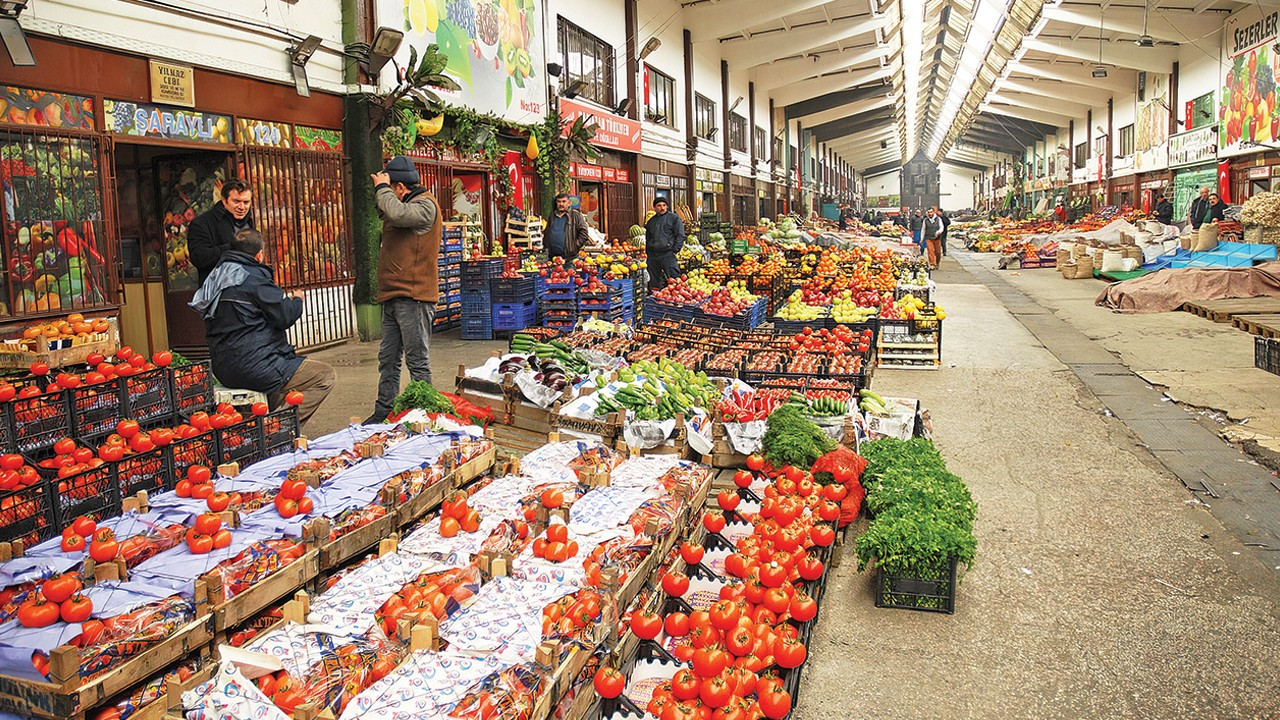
top-left (644, 197), bottom-right (685, 289)
top-left (191, 230), bottom-right (334, 426)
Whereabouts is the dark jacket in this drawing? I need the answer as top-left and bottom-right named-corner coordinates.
top-left (909, 214), bottom-right (923, 232)
top-left (192, 251), bottom-right (304, 395)
top-left (375, 185), bottom-right (441, 304)
top-left (1154, 199), bottom-right (1174, 225)
top-left (1188, 197), bottom-right (1211, 229)
top-left (547, 209), bottom-right (591, 258)
top-left (645, 211), bottom-right (685, 256)
top-left (189, 203), bottom-right (254, 284)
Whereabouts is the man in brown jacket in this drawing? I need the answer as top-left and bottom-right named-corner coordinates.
top-left (366, 156), bottom-right (442, 424)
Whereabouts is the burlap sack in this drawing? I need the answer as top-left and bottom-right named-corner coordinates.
top-left (1193, 224), bottom-right (1220, 252)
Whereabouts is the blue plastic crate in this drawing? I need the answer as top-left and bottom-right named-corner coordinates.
top-left (604, 278), bottom-right (635, 302)
top-left (443, 241), bottom-right (463, 252)
top-left (463, 258), bottom-right (505, 282)
top-left (492, 301), bottom-right (538, 331)
top-left (462, 317), bottom-right (494, 340)
top-left (462, 288), bottom-right (491, 319)
top-left (491, 275), bottom-right (535, 303)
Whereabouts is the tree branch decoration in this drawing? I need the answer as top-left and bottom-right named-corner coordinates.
top-left (532, 114), bottom-right (600, 194)
top-left (371, 44), bottom-right (460, 154)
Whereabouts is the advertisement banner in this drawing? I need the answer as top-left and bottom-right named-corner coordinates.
top-left (1135, 72), bottom-right (1170, 172)
top-left (293, 126), bottom-right (343, 153)
top-left (559, 98), bottom-right (641, 153)
top-left (380, 0), bottom-right (545, 124)
top-left (103, 100), bottom-right (231, 143)
top-left (0, 86), bottom-right (94, 131)
top-left (1220, 5), bottom-right (1280, 156)
top-left (237, 119), bottom-right (292, 148)
top-left (1168, 126), bottom-right (1218, 167)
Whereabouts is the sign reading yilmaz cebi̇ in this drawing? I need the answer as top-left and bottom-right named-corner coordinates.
top-left (149, 60), bottom-right (195, 108)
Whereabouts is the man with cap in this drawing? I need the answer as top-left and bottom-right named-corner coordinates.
top-left (644, 196), bottom-right (685, 290)
top-left (366, 156), bottom-right (443, 424)
top-left (1154, 192), bottom-right (1173, 225)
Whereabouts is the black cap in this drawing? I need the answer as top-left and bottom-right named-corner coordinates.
top-left (383, 155), bottom-right (419, 186)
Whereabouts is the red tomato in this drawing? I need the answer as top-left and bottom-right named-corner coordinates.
top-left (664, 612), bottom-right (690, 637)
top-left (150, 428), bottom-right (174, 447)
top-left (29, 362), bottom-right (49, 377)
top-left (128, 433), bottom-right (154, 453)
top-left (593, 667), bottom-right (625, 699)
top-left (630, 610), bottom-right (663, 640)
top-left (174, 479), bottom-right (193, 498)
top-left (71, 516), bottom-right (97, 537)
top-left (186, 533), bottom-right (214, 555)
top-left (189, 412), bottom-right (212, 431)
top-left (151, 351), bottom-right (172, 367)
top-left (115, 419), bottom-right (140, 439)
top-left (274, 496), bottom-right (299, 519)
top-left (733, 470), bottom-right (753, 488)
top-left (679, 542), bottom-right (704, 565)
top-left (540, 489), bottom-right (564, 509)
top-left (546, 524), bottom-right (569, 544)
top-left (206, 492), bottom-right (231, 512)
top-left (717, 490), bottom-right (740, 512)
top-left (59, 594), bottom-right (94, 623)
top-left (193, 513), bottom-right (222, 535)
top-left (60, 534), bottom-right (86, 553)
top-left (191, 483), bottom-right (214, 500)
top-left (212, 528), bottom-right (233, 549)
top-left (284, 391), bottom-right (304, 406)
top-left (85, 353), bottom-right (105, 367)
top-left (53, 437), bottom-right (76, 456)
top-left (187, 465), bottom-right (211, 484)
top-left (41, 575), bottom-right (81, 604)
top-left (250, 402), bottom-right (269, 416)
top-left (670, 669), bottom-right (701, 701)
top-left (116, 346), bottom-right (135, 361)
top-left (17, 598), bottom-right (59, 627)
top-left (745, 454), bottom-right (765, 471)
top-left (661, 571), bottom-right (689, 597)
top-left (296, 496), bottom-right (314, 515)
top-left (279, 479), bottom-right (307, 500)
top-left (0, 454), bottom-right (24, 471)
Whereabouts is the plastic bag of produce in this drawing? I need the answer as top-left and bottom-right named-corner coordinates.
top-left (184, 661), bottom-right (290, 720)
top-left (623, 419), bottom-right (677, 449)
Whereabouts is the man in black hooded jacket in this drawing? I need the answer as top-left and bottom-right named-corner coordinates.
top-left (191, 230), bottom-right (334, 425)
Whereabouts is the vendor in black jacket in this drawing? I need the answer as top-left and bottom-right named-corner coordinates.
top-left (645, 197), bottom-right (685, 290)
top-left (188, 178), bottom-right (255, 284)
top-left (191, 230), bottom-right (334, 425)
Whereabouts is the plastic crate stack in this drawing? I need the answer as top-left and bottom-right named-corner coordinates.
top-left (604, 278), bottom-right (637, 324)
top-left (461, 258), bottom-right (504, 340)
top-left (435, 226), bottom-right (464, 331)
top-left (577, 286), bottom-right (625, 322)
top-left (520, 269), bottom-right (549, 321)
top-left (490, 275), bottom-right (537, 333)
top-left (542, 281), bottom-right (577, 331)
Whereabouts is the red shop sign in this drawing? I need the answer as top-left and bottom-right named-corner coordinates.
top-left (560, 97), bottom-right (642, 154)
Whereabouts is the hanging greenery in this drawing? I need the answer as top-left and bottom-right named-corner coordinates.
top-left (531, 114), bottom-right (600, 194)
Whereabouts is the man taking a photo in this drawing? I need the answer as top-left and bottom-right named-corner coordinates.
top-left (545, 193), bottom-right (591, 260)
top-left (189, 178), bottom-right (255, 284)
top-left (366, 156), bottom-right (442, 425)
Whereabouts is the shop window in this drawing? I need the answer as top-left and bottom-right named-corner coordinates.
top-left (557, 18), bottom-right (614, 108)
top-left (645, 66), bottom-right (676, 127)
top-left (729, 114), bottom-right (747, 152)
top-left (694, 94), bottom-right (716, 140)
top-left (0, 130), bottom-right (115, 317)
top-left (1119, 125), bottom-right (1134, 156)
top-left (1074, 142), bottom-right (1087, 168)
top-left (755, 127), bottom-right (767, 160)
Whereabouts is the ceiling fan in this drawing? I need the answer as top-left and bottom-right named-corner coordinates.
top-left (1134, 0), bottom-right (1178, 47)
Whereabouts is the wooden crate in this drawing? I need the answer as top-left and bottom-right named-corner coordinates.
top-left (485, 421), bottom-right (550, 457)
top-left (0, 614), bottom-right (212, 720)
top-left (0, 326), bottom-right (118, 371)
top-left (203, 549), bottom-right (321, 633)
top-left (550, 411), bottom-right (624, 444)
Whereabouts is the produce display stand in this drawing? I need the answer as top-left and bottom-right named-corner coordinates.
top-left (0, 317), bottom-right (120, 372)
top-left (877, 318), bottom-right (943, 370)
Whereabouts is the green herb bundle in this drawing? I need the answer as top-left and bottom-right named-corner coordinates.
top-left (855, 438), bottom-right (978, 583)
top-left (761, 405), bottom-right (836, 470)
top-left (392, 381), bottom-right (455, 415)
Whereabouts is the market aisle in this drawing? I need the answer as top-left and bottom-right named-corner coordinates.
top-left (794, 257), bottom-right (1280, 720)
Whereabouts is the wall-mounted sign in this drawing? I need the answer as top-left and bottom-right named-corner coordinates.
top-left (0, 85), bottom-right (94, 131)
top-left (571, 163), bottom-right (631, 183)
top-left (1168, 126), bottom-right (1218, 167)
top-left (1134, 72), bottom-right (1170, 172)
top-left (559, 97), bottom-right (641, 154)
top-left (1248, 165), bottom-right (1271, 179)
top-left (104, 100), bottom-right (231, 143)
top-left (237, 118), bottom-right (291, 148)
top-left (293, 125), bottom-right (343, 152)
top-left (1220, 5), bottom-right (1280, 156)
top-left (149, 60), bottom-right (195, 108)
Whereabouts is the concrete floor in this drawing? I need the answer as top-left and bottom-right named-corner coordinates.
top-left (303, 258), bottom-right (1280, 718)
top-left (794, 255), bottom-right (1280, 720)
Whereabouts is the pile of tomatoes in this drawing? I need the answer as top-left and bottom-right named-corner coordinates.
top-left (186, 513), bottom-right (232, 554)
top-left (591, 464), bottom-right (847, 720)
top-left (531, 522), bottom-right (579, 563)
top-left (273, 478), bottom-right (314, 519)
top-left (439, 492), bottom-right (483, 537)
top-left (374, 566), bottom-right (480, 638)
top-left (785, 326), bottom-right (872, 356)
top-left (16, 573), bottom-right (93, 628)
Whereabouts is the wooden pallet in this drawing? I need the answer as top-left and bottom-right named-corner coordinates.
top-left (1183, 297), bottom-right (1280, 323)
top-left (1233, 313), bottom-right (1280, 338)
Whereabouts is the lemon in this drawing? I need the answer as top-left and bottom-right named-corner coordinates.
top-left (408, 0), bottom-right (435, 33)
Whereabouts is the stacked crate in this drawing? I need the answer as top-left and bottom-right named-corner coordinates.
top-left (542, 282), bottom-right (578, 331)
top-left (491, 275), bottom-right (537, 333)
top-left (435, 225), bottom-right (464, 331)
top-left (461, 258), bottom-right (504, 340)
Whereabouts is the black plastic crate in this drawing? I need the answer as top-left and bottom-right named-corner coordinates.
top-left (6, 390), bottom-right (71, 455)
top-left (0, 405), bottom-right (12, 454)
top-left (122, 367), bottom-right (174, 424)
top-left (69, 378), bottom-right (125, 440)
top-left (169, 362), bottom-right (214, 417)
top-left (0, 480), bottom-right (58, 547)
top-left (490, 275), bottom-right (535, 303)
top-left (462, 258), bottom-right (505, 285)
top-left (115, 444), bottom-right (173, 497)
top-left (1256, 336), bottom-right (1280, 376)
top-left (29, 453), bottom-right (121, 530)
top-left (260, 407), bottom-right (299, 457)
top-left (169, 428), bottom-right (218, 481)
top-left (874, 557), bottom-right (958, 614)
top-left (216, 416), bottom-right (264, 467)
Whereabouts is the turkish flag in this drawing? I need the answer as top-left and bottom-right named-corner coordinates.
top-left (503, 151), bottom-right (524, 210)
top-left (1218, 160), bottom-right (1232, 204)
